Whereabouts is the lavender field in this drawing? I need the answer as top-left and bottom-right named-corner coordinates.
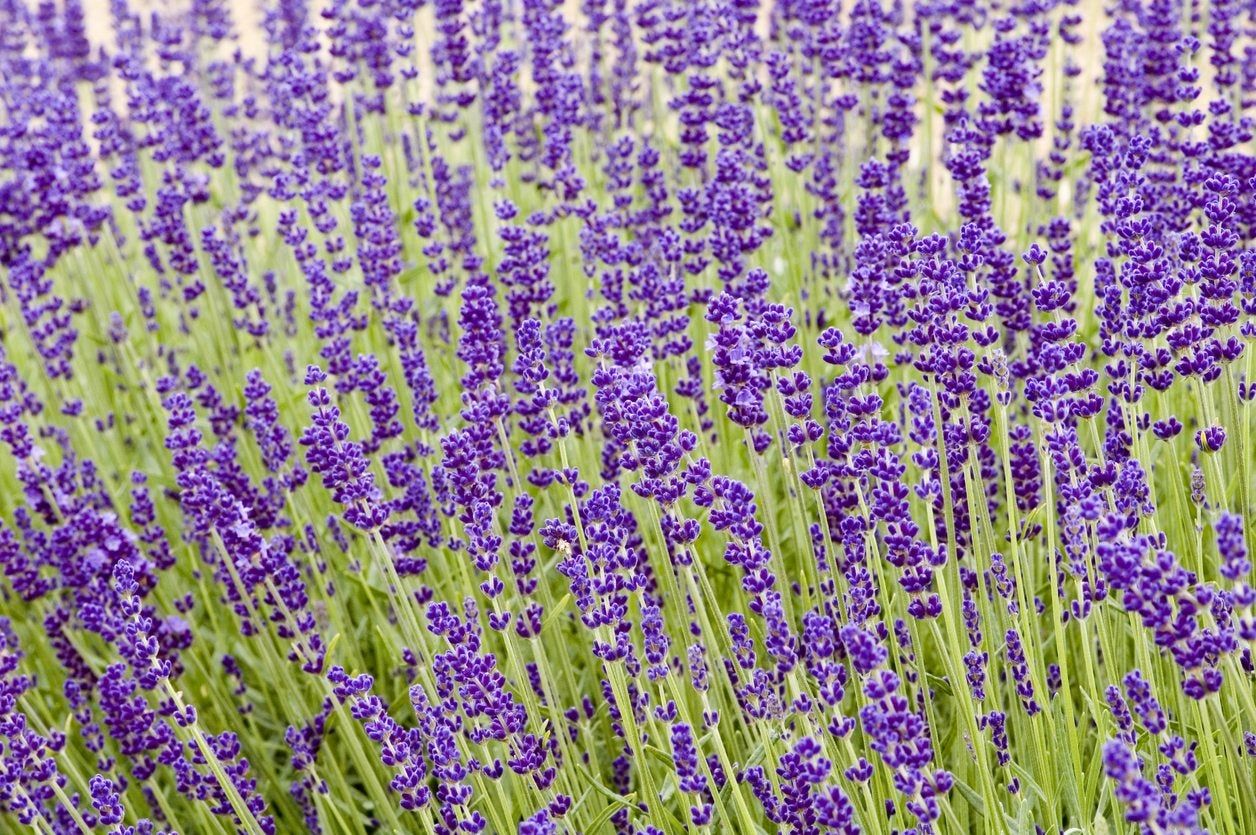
top-left (0, 0), bottom-right (1253, 833)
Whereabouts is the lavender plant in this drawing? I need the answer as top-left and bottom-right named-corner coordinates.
top-left (0, 0), bottom-right (1252, 833)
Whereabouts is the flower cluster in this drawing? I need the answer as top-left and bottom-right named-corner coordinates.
top-left (0, 1), bottom-right (1252, 834)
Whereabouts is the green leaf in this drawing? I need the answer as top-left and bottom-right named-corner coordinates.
top-left (584, 797), bottom-right (634, 834)
top-left (1012, 789), bottom-right (1035, 834)
top-left (573, 763), bottom-right (644, 812)
top-left (1055, 711), bottom-right (1083, 821)
top-left (950, 775), bottom-right (986, 818)
top-left (644, 744), bottom-right (675, 770)
top-left (566, 786), bottom-right (596, 818)
top-left (543, 594), bottom-right (573, 633)
top-left (926, 671), bottom-right (954, 697)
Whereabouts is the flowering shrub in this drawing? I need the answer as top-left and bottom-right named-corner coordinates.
top-left (0, 0), bottom-right (1252, 833)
